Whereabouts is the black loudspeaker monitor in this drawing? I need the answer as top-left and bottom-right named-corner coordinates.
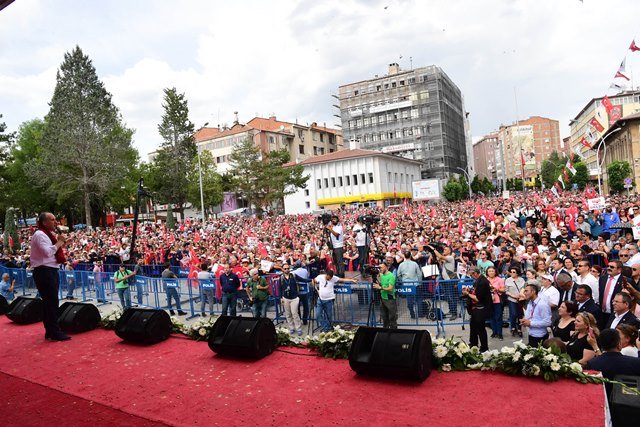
top-left (208, 316), bottom-right (276, 360)
top-left (115, 308), bottom-right (172, 344)
top-left (0, 295), bottom-right (8, 315)
top-left (610, 375), bottom-right (640, 427)
top-left (57, 302), bottom-right (101, 333)
top-left (349, 327), bottom-right (433, 382)
top-left (6, 296), bottom-right (43, 324)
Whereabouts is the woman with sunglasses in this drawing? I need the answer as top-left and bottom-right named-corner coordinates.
top-left (504, 267), bottom-right (525, 337)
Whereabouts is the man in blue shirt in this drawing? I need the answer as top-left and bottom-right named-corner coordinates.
top-left (602, 206), bottom-right (620, 237)
top-left (0, 273), bottom-right (15, 301)
top-left (219, 264), bottom-right (241, 316)
top-left (520, 282), bottom-right (552, 348)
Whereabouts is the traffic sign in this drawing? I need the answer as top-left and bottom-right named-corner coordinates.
top-left (624, 177), bottom-right (633, 188)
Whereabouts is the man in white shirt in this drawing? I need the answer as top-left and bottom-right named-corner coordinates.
top-left (30, 212), bottom-right (69, 341)
top-left (327, 215), bottom-right (345, 278)
top-left (312, 270), bottom-right (356, 332)
top-left (538, 275), bottom-right (559, 312)
top-left (352, 218), bottom-right (368, 275)
top-left (575, 261), bottom-right (599, 301)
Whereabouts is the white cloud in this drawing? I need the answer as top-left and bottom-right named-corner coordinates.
top-left (2, 0), bottom-right (640, 157)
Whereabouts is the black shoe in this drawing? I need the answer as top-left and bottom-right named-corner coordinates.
top-left (170, 310), bottom-right (175, 315)
top-left (302, 321), bottom-right (308, 325)
top-left (498, 335), bottom-right (504, 340)
top-left (449, 314), bottom-right (457, 321)
top-left (490, 334), bottom-right (497, 338)
top-left (47, 334), bottom-right (71, 341)
top-left (178, 310), bottom-right (187, 315)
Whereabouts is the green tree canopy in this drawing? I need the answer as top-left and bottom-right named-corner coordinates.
top-left (28, 46), bottom-right (137, 227)
top-left (150, 87), bottom-right (196, 220)
top-left (227, 137), bottom-right (308, 217)
top-left (607, 160), bottom-right (632, 194)
top-left (442, 178), bottom-right (463, 201)
top-left (570, 161), bottom-right (589, 190)
top-left (3, 208), bottom-right (19, 253)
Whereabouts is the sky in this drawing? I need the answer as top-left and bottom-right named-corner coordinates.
top-left (2, 0), bottom-right (640, 160)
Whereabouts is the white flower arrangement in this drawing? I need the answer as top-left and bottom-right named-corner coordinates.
top-left (306, 325), bottom-right (356, 359)
top-left (183, 315), bottom-right (218, 341)
top-left (99, 307), bottom-right (124, 330)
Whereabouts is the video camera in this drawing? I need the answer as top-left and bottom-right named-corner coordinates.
top-left (357, 214), bottom-right (380, 226)
top-left (318, 213), bottom-right (333, 225)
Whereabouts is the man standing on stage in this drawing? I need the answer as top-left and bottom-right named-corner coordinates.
top-left (30, 212), bottom-right (69, 341)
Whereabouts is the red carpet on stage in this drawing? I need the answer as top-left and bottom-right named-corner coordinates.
top-left (0, 316), bottom-right (605, 426)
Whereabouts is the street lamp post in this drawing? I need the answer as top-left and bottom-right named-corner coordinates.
top-left (455, 167), bottom-right (473, 199)
top-left (595, 127), bottom-right (622, 196)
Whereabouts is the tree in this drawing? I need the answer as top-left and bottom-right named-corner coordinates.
top-left (166, 204), bottom-right (176, 230)
top-left (442, 178), bottom-right (463, 201)
top-left (3, 208), bottom-right (19, 254)
top-left (27, 46), bottom-right (136, 227)
top-left (457, 175), bottom-right (470, 199)
top-left (570, 161), bottom-right (589, 190)
top-left (607, 160), bottom-right (632, 194)
top-left (481, 176), bottom-right (494, 194)
top-left (151, 87), bottom-right (196, 220)
top-left (187, 151), bottom-right (223, 216)
top-left (3, 119), bottom-right (56, 222)
top-left (540, 150), bottom-right (565, 190)
top-left (471, 175), bottom-right (482, 194)
top-left (227, 138), bottom-right (308, 217)
top-left (0, 114), bottom-right (16, 220)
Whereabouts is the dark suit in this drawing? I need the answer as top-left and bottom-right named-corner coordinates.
top-left (604, 310), bottom-right (640, 329)
top-left (598, 275), bottom-right (624, 315)
top-left (586, 352), bottom-right (640, 396)
top-left (557, 285), bottom-right (576, 305)
top-left (577, 298), bottom-right (601, 318)
top-left (469, 274), bottom-right (492, 352)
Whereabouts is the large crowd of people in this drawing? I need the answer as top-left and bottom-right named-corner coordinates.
top-left (2, 189), bottom-right (640, 374)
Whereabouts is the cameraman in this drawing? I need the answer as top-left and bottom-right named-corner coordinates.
top-left (327, 214), bottom-right (345, 278)
top-left (373, 262), bottom-right (397, 328)
top-left (352, 217), bottom-right (368, 275)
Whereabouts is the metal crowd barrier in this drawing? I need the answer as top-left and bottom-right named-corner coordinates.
top-left (1, 265), bottom-right (478, 337)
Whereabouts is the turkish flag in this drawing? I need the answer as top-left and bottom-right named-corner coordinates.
top-left (590, 117), bottom-right (604, 132)
top-left (563, 168), bottom-right (569, 183)
top-left (631, 39), bottom-right (640, 52)
top-left (602, 95), bottom-right (613, 113)
top-left (580, 137), bottom-right (592, 150)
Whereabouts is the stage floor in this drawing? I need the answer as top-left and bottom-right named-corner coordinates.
top-left (0, 316), bottom-right (605, 426)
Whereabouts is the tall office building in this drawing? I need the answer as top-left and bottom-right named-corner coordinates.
top-left (337, 63), bottom-right (468, 180)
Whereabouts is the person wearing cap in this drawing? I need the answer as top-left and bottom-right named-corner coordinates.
top-left (326, 214), bottom-right (345, 278)
top-left (520, 282), bottom-right (552, 348)
top-left (538, 274), bottom-right (559, 319)
top-left (352, 216), bottom-right (368, 275)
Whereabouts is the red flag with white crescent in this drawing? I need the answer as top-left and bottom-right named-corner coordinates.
top-left (590, 117), bottom-right (604, 132)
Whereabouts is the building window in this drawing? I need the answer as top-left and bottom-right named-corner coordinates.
top-left (338, 177), bottom-right (343, 186)
top-left (317, 179), bottom-right (321, 189)
top-left (368, 173), bottom-right (373, 183)
top-left (299, 145), bottom-right (305, 154)
top-left (329, 149), bottom-right (334, 153)
top-left (305, 201), bottom-right (311, 208)
top-left (395, 173), bottom-right (398, 182)
top-left (388, 172), bottom-right (392, 182)
top-left (353, 174), bottom-right (358, 185)
top-left (320, 133), bottom-right (324, 142)
top-left (360, 173), bottom-right (366, 184)
top-left (313, 132), bottom-right (318, 141)
top-left (269, 136), bottom-right (275, 145)
top-left (331, 177), bottom-right (336, 187)
top-left (324, 178), bottom-right (329, 188)
top-left (346, 175), bottom-right (350, 185)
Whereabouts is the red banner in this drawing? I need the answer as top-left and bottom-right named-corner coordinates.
top-left (590, 117), bottom-right (605, 132)
top-left (608, 105), bottom-right (622, 126)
